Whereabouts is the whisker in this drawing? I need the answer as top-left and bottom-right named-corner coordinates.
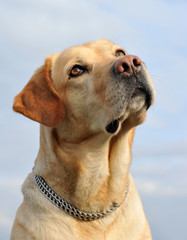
top-left (150, 74), bottom-right (168, 84)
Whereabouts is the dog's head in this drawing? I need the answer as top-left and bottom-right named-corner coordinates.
top-left (13, 39), bottom-right (155, 141)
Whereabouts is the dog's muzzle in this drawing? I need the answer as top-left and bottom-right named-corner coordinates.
top-left (105, 55), bottom-right (153, 134)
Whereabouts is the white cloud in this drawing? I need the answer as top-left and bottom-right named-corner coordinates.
top-left (2, 0), bottom-right (186, 56)
top-left (132, 154), bottom-right (187, 198)
top-left (0, 178), bottom-right (23, 239)
top-left (0, 214), bottom-right (12, 230)
top-left (136, 178), bottom-right (187, 197)
top-left (145, 111), bottom-right (166, 128)
top-left (0, 0), bottom-right (132, 55)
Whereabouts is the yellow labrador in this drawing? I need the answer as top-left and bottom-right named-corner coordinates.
top-left (11, 39), bottom-right (155, 240)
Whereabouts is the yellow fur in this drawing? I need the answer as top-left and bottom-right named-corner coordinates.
top-left (11, 39), bottom-right (155, 240)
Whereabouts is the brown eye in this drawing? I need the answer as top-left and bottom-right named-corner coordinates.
top-left (115, 50), bottom-right (126, 57)
top-left (70, 65), bottom-right (85, 78)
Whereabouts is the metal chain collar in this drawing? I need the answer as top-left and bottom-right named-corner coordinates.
top-left (34, 175), bottom-right (129, 221)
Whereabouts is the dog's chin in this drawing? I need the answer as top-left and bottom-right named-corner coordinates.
top-left (131, 87), bottom-right (152, 110)
top-left (105, 93), bottom-right (150, 134)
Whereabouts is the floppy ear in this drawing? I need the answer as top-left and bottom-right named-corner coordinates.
top-left (13, 57), bottom-right (65, 127)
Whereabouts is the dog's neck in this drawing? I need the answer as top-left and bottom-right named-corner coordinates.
top-left (34, 125), bottom-right (134, 213)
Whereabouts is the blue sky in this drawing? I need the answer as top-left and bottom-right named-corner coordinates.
top-left (0, 0), bottom-right (187, 239)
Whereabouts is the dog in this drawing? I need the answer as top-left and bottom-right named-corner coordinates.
top-left (11, 39), bottom-right (155, 240)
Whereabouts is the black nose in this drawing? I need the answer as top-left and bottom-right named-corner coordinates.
top-left (113, 55), bottom-right (142, 77)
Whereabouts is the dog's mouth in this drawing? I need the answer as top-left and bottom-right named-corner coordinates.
top-left (105, 86), bottom-right (152, 134)
top-left (106, 119), bottom-right (120, 133)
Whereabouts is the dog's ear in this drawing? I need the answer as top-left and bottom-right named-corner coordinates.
top-left (13, 56), bottom-right (65, 127)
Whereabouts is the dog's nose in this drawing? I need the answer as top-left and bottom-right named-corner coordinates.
top-left (113, 55), bottom-right (142, 77)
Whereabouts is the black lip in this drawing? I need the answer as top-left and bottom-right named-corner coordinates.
top-left (106, 119), bottom-right (119, 133)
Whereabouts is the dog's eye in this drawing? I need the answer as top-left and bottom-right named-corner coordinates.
top-left (115, 50), bottom-right (126, 57)
top-left (70, 65), bottom-right (85, 78)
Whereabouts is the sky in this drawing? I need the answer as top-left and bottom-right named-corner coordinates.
top-left (0, 0), bottom-right (187, 239)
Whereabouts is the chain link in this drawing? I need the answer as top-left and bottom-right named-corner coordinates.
top-left (34, 175), bottom-right (129, 221)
